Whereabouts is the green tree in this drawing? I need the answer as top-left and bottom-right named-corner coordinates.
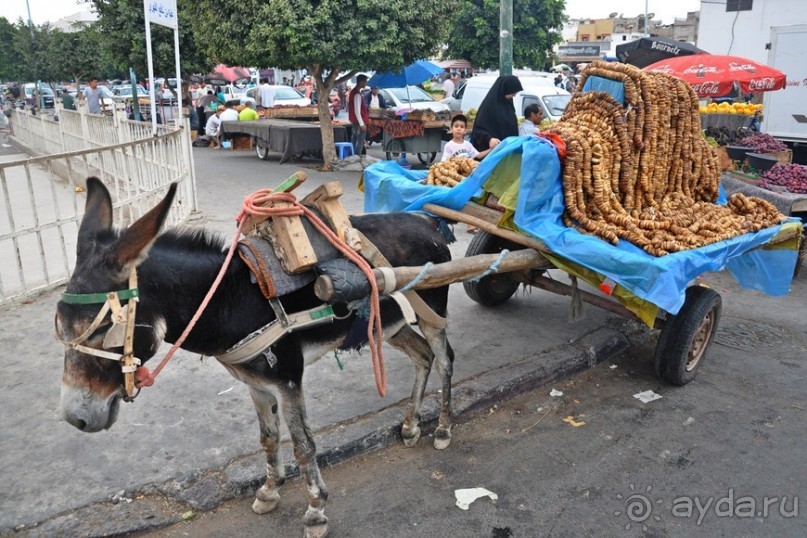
top-left (0, 18), bottom-right (22, 81)
top-left (445, 0), bottom-right (565, 70)
top-left (46, 27), bottom-right (108, 84)
top-left (187, 0), bottom-right (457, 167)
top-left (90, 0), bottom-right (213, 87)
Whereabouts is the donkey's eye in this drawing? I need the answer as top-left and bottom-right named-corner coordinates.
top-left (89, 323), bottom-right (112, 341)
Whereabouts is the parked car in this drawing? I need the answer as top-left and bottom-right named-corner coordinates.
top-left (239, 86), bottom-right (311, 107)
top-left (441, 74), bottom-right (571, 121)
top-left (23, 83), bottom-right (55, 109)
top-left (376, 86), bottom-right (450, 114)
top-left (112, 85), bottom-right (149, 104)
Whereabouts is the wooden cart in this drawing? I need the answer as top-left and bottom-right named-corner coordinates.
top-left (314, 199), bottom-right (802, 387)
top-left (381, 120), bottom-right (448, 165)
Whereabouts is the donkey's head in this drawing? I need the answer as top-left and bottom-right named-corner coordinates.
top-left (57, 178), bottom-right (176, 432)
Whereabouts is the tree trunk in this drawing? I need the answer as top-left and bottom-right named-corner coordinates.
top-left (311, 66), bottom-right (337, 169)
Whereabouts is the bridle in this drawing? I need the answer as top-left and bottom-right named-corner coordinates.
top-left (57, 267), bottom-right (142, 401)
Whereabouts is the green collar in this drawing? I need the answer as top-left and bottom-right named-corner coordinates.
top-left (61, 288), bottom-right (139, 305)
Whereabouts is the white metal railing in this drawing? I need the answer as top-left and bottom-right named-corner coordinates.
top-left (0, 109), bottom-right (197, 306)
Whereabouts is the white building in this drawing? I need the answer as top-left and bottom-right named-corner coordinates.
top-left (696, 0), bottom-right (805, 60)
top-left (50, 11), bottom-right (98, 33)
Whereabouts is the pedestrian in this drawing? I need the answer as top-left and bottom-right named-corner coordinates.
top-left (219, 102), bottom-right (238, 122)
top-left (61, 91), bottom-right (76, 111)
top-left (564, 73), bottom-right (576, 93)
top-left (554, 74), bottom-right (563, 88)
top-left (443, 73), bottom-right (456, 98)
top-left (518, 103), bottom-right (542, 136)
top-left (470, 75), bottom-right (523, 153)
top-left (348, 74), bottom-right (369, 155)
top-left (183, 98), bottom-right (200, 133)
top-left (82, 77), bottom-right (106, 114)
top-left (238, 101), bottom-right (259, 121)
top-left (363, 86), bottom-right (387, 109)
top-left (194, 81), bottom-right (208, 108)
top-left (258, 78), bottom-right (275, 110)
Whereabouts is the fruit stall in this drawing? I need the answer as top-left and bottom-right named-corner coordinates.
top-left (358, 61), bottom-right (802, 385)
top-left (699, 101), bottom-right (760, 129)
top-left (367, 109), bottom-right (454, 165)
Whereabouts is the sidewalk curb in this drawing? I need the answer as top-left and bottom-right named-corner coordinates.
top-left (9, 326), bottom-right (633, 537)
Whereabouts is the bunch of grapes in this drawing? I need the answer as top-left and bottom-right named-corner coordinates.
top-left (760, 164), bottom-right (807, 194)
top-left (737, 133), bottom-right (788, 153)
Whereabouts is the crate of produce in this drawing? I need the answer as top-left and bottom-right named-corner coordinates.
top-left (405, 109), bottom-right (436, 122)
top-left (368, 108), bottom-right (387, 119)
top-left (765, 149), bottom-right (792, 164)
top-left (264, 106), bottom-right (319, 119)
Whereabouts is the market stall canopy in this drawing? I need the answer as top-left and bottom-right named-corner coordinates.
top-left (207, 64), bottom-right (251, 84)
top-left (644, 55), bottom-right (787, 98)
top-left (616, 37), bottom-right (707, 69)
top-left (368, 60), bottom-right (445, 89)
top-left (437, 59), bottom-right (472, 70)
top-left (551, 63), bottom-right (572, 72)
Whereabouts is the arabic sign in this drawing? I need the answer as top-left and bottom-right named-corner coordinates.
top-left (557, 45), bottom-right (601, 59)
top-left (144, 0), bottom-right (177, 29)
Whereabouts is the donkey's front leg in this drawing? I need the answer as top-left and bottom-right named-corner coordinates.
top-left (388, 324), bottom-right (434, 447)
top-left (248, 387), bottom-right (285, 514)
top-left (278, 378), bottom-right (328, 538)
top-left (420, 322), bottom-right (454, 450)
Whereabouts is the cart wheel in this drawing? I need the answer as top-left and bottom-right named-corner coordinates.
top-left (654, 286), bottom-right (722, 386)
top-left (386, 139), bottom-right (405, 161)
top-left (256, 142), bottom-right (270, 161)
top-left (463, 231), bottom-right (521, 306)
top-left (417, 152), bottom-right (437, 165)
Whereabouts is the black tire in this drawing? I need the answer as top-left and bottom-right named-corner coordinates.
top-left (385, 139), bottom-right (405, 161)
top-left (654, 286), bottom-right (722, 386)
top-left (462, 231), bottom-right (521, 306)
top-left (417, 152), bottom-right (437, 165)
top-left (256, 141), bottom-right (270, 161)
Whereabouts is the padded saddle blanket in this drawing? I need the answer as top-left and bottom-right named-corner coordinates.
top-left (237, 213), bottom-right (341, 299)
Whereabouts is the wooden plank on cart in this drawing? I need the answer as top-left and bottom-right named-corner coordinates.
top-left (314, 249), bottom-right (552, 302)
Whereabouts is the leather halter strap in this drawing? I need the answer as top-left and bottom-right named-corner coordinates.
top-left (57, 267), bottom-right (142, 401)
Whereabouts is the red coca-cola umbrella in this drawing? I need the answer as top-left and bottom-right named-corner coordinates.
top-left (644, 55), bottom-right (786, 97)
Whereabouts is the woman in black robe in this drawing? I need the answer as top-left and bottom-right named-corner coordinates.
top-left (470, 75), bottom-right (523, 153)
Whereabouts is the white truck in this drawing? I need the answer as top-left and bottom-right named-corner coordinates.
top-left (761, 25), bottom-right (807, 146)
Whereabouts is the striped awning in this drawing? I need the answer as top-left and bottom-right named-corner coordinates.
top-left (437, 59), bottom-right (473, 70)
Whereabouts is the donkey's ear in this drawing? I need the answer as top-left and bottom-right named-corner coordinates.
top-left (78, 178), bottom-right (113, 243)
top-left (109, 183), bottom-right (178, 270)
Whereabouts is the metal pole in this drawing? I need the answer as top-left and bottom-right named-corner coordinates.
top-left (499, 0), bottom-right (513, 76)
top-left (144, 18), bottom-right (158, 135)
top-left (173, 27), bottom-right (182, 129)
top-left (644, 0), bottom-right (649, 37)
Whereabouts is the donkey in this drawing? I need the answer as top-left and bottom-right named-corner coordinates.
top-left (57, 178), bottom-right (454, 538)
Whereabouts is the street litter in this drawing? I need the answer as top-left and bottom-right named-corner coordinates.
top-left (634, 390), bottom-right (663, 403)
top-left (683, 417), bottom-right (695, 426)
top-left (610, 364), bottom-right (618, 369)
top-left (217, 387), bottom-right (234, 395)
top-left (550, 389), bottom-right (563, 397)
top-left (454, 487), bottom-right (498, 510)
top-left (563, 416), bottom-right (586, 427)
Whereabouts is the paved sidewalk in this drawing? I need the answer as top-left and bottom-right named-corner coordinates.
top-left (1, 145), bottom-right (646, 536)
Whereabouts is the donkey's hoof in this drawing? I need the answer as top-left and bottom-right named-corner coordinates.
top-left (252, 486), bottom-right (281, 514)
top-left (304, 523), bottom-right (329, 538)
top-left (401, 424), bottom-right (421, 447)
top-left (433, 426), bottom-right (452, 450)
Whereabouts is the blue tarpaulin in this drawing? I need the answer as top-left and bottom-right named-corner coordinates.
top-left (363, 136), bottom-right (799, 314)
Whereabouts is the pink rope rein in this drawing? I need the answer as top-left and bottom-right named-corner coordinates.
top-left (136, 188), bottom-right (387, 397)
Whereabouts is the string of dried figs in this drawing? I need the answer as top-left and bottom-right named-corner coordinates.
top-left (425, 157), bottom-right (479, 187)
top-left (543, 61), bottom-right (787, 256)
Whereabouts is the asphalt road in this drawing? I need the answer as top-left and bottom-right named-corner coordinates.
top-left (142, 270), bottom-right (806, 538)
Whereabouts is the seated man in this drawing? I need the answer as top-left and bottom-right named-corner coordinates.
top-left (238, 101), bottom-right (259, 121)
top-left (204, 106), bottom-right (223, 148)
